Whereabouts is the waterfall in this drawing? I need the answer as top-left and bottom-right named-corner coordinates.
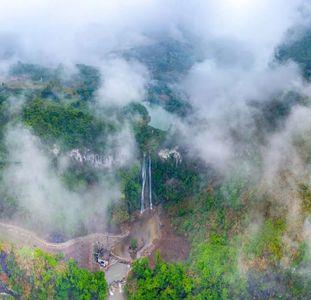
top-left (148, 152), bottom-right (153, 210)
top-left (140, 153), bottom-right (147, 214)
top-left (140, 152), bottom-right (153, 213)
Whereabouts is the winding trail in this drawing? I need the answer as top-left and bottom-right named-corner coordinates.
top-left (0, 222), bottom-right (129, 270)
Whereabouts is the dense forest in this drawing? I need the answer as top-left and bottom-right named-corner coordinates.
top-left (0, 1), bottom-right (311, 299)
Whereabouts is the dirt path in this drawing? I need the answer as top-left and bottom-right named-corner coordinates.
top-left (0, 206), bottom-right (188, 271)
top-left (149, 207), bottom-right (190, 265)
top-left (0, 222), bottom-right (128, 270)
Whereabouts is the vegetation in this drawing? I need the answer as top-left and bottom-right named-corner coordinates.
top-left (130, 239), bottom-right (138, 251)
top-left (75, 64), bottom-right (101, 101)
top-left (119, 164), bottom-right (141, 214)
top-left (245, 218), bottom-right (286, 264)
top-left (276, 29), bottom-right (311, 79)
top-left (127, 177), bottom-right (311, 299)
top-left (152, 157), bottom-right (200, 204)
top-left (126, 254), bottom-right (193, 300)
top-left (0, 244), bottom-right (108, 299)
top-left (9, 62), bottom-right (62, 83)
top-left (23, 98), bottom-right (114, 150)
top-left (0, 32), bottom-right (310, 300)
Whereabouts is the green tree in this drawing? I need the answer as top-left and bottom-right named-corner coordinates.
top-left (126, 254), bottom-right (193, 300)
top-left (55, 259), bottom-right (107, 300)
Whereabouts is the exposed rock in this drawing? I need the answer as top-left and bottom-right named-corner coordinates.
top-left (158, 147), bottom-right (182, 164)
top-left (69, 149), bottom-right (114, 169)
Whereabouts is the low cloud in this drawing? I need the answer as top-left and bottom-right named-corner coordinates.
top-left (97, 58), bottom-right (149, 107)
top-left (3, 124), bottom-right (121, 236)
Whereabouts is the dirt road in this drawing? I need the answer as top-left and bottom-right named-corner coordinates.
top-left (0, 207), bottom-right (188, 271)
top-left (0, 222), bottom-right (128, 270)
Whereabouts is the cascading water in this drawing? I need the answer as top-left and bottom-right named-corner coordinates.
top-left (148, 152), bottom-right (153, 210)
top-left (140, 152), bottom-right (153, 214)
top-left (140, 153), bottom-right (147, 214)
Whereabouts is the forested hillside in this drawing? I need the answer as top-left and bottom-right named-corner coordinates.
top-left (0, 1), bottom-right (311, 299)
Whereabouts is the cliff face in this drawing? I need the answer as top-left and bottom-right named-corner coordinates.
top-left (68, 148), bottom-right (114, 169)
